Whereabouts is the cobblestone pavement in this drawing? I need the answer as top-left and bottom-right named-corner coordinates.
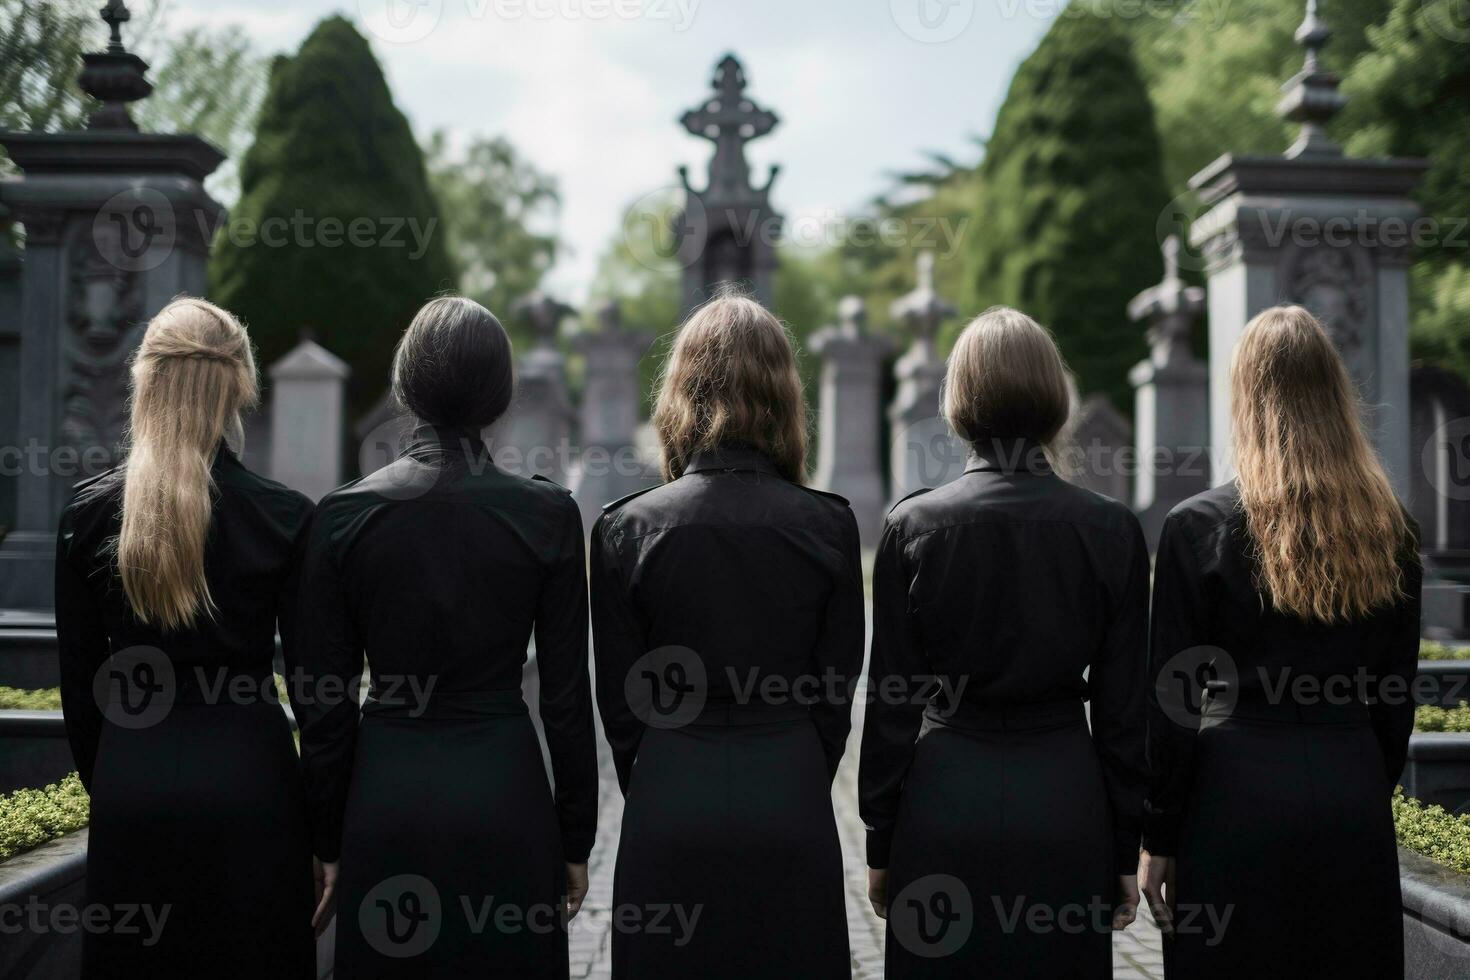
top-left (567, 696), bottom-right (1165, 979)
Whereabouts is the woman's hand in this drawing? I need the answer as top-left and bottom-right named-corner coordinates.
top-left (1112, 873), bottom-right (1140, 930)
top-left (312, 858), bottom-right (339, 938)
top-left (565, 863), bottom-right (589, 923)
top-left (1138, 850), bottom-right (1175, 936)
top-left (868, 868), bottom-right (888, 919)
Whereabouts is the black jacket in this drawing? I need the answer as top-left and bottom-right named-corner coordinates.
top-left (858, 438), bottom-right (1150, 871)
top-left (1142, 481), bottom-right (1423, 855)
top-left (294, 424), bottom-right (598, 863)
top-left (56, 446), bottom-right (315, 790)
top-left (590, 445), bottom-right (865, 795)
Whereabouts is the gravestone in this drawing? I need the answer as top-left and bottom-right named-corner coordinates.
top-left (811, 296), bottom-right (892, 547)
top-left (1411, 367), bottom-right (1470, 639)
top-left (571, 301), bottom-right (657, 530)
top-left (268, 338), bottom-right (349, 501)
top-left (1066, 393), bottom-right (1134, 504)
top-left (1188, 0), bottom-right (1426, 498)
top-left (354, 390), bottom-right (416, 478)
top-left (889, 252), bottom-right (963, 502)
top-left (492, 292), bottom-right (575, 484)
top-left (0, 1), bottom-right (225, 608)
top-left (1128, 236), bottom-right (1210, 547)
top-left (674, 54), bottom-right (782, 313)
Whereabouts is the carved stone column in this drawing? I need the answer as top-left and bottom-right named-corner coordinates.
top-left (889, 252), bottom-right (962, 502)
top-left (0, 1), bottom-right (225, 608)
top-left (571, 301), bottom-right (657, 531)
top-left (491, 292), bottom-right (576, 485)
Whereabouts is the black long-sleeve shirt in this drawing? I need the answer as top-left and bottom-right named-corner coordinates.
top-left (56, 446), bottom-right (314, 790)
top-left (590, 445), bottom-right (865, 796)
top-left (858, 438), bottom-right (1150, 872)
top-left (293, 424), bottom-right (598, 863)
top-left (1142, 481), bottom-right (1423, 855)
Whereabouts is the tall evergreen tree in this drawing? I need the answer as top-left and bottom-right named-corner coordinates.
top-left (209, 16), bottom-right (454, 413)
top-left (961, 10), bottom-right (1171, 412)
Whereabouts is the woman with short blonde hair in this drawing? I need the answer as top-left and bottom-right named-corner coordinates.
top-left (861, 305), bottom-right (1149, 977)
top-left (594, 291), bottom-right (862, 979)
top-left (1140, 305), bottom-right (1420, 979)
top-left (57, 297), bottom-right (317, 979)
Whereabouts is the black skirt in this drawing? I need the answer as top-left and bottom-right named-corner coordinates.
top-left (333, 694), bottom-right (568, 979)
top-left (1168, 699), bottom-right (1402, 979)
top-left (884, 701), bottom-right (1114, 979)
top-left (610, 706), bottom-right (849, 979)
top-left (83, 699), bottom-right (315, 980)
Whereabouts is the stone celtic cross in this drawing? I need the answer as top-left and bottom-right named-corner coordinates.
top-left (680, 54), bottom-right (778, 200)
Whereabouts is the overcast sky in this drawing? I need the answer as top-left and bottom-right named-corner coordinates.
top-left (171, 0), bottom-right (1056, 301)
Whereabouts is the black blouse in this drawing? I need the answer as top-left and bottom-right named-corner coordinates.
top-left (1142, 482), bottom-right (1423, 855)
top-left (858, 438), bottom-right (1150, 871)
top-left (294, 424), bottom-right (598, 864)
top-left (590, 445), bottom-right (865, 795)
top-left (56, 446), bottom-right (315, 790)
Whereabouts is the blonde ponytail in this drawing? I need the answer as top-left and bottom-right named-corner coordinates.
top-left (114, 298), bottom-right (258, 630)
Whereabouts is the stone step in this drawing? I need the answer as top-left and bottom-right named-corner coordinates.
top-left (0, 628), bottom-right (59, 689)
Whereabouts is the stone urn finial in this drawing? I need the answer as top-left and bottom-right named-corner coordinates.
top-left (1277, 0), bottom-right (1347, 159)
top-left (80, 0), bottom-right (153, 131)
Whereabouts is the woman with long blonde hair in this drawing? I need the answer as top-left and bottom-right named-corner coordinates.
top-left (1139, 305), bottom-right (1421, 978)
top-left (860, 306), bottom-right (1149, 976)
top-left (592, 291), bottom-right (863, 979)
top-left (56, 297), bottom-right (317, 978)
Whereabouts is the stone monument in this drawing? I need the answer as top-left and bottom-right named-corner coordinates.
top-left (1188, 0), bottom-right (1426, 498)
top-left (674, 54), bottom-right (782, 313)
top-left (269, 338), bottom-right (349, 502)
top-left (571, 301), bottom-right (657, 530)
top-left (0, 0), bottom-right (225, 607)
top-left (811, 296), bottom-right (892, 546)
top-left (889, 252), bottom-right (962, 502)
top-left (1128, 236), bottom-right (1210, 546)
top-left (493, 291), bottom-right (575, 484)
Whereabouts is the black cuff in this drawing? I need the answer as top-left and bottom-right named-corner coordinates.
top-left (1112, 830), bottom-right (1141, 876)
top-left (562, 831), bottom-right (594, 865)
top-left (1141, 813), bottom-right (1178, 857)
top-left (866, 827), bottom-right (892, 870)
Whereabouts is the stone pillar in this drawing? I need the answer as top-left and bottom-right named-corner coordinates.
top-left (1128, 236), bottom-right (1210, 547)
top-left (570, 301), bottom-right (657, 529)
top-left (1411, 368), bottom-right (1470, 639)
top-left (1189, 0), bottom-right (1426, 498)
top-left (491, 292), bottom-right (575, 484)
top-left (811, 297), bottom-right (892, 547)
top-left (0, 1), bottom-right (225, 608)
top-left (1067, 392), bottom-right (1134, 504)
top-left (269, 338), bottom-right (349, 501)
top-left (889, 252), bottom-right (962, 503)
top-left (0, 219), bottom-right (22, 533)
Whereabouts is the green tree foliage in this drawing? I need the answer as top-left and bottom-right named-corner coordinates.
top-left (209, 16), bottom-right (455, 415)
top-left (962, 9), bottom-right (1170, 411)
top-left (425, 131), bottom-right (560, 350)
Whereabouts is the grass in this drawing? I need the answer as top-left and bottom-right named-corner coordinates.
top-left (0, 773), bottom-right (89, 862)
top-left (1421, 640), bottom-right (1470, 661)
top-left (0, 686), bottom-right (62, 711)
top-left (1416, 701), bottom-right (1470, 733)
top-left (1395, 789), bottom-right (1470, 876)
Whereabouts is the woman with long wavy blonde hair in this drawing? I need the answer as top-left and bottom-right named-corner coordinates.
top-left (56, 297), bottom-right (317, 979)
top-left (1139, 305), bottom-right (1421, 979)
top-left (592, 291), bottom-right (862, 979)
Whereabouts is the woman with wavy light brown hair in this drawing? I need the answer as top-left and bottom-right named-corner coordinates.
top-left (57, 297), bottom-right (316, 979)
top-left (1140, 305), bottom-right (1421, 979)
top-left (592, 291), bottom-right (863, 979)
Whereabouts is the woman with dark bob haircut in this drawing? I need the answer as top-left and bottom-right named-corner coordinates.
top-left (296, 296), bottom-right (598, 978)
top-left (592, 290), bottom-right (864, 979)
top-left (860, 306), bottom-right (1149, 977)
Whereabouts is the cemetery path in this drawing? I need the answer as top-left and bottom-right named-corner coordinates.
top-left (565, 696), bottom-right (1166, 979)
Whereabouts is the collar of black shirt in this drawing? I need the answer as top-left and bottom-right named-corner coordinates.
top-left (684, 444), bottom-right (780, 477)
top-left (964, 436), bottom-right (1052, 475)
top-left (405, 423), bottom-right (491, 461)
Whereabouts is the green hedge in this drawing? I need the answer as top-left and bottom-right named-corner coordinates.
top-left (0, 773), bottom-right (89, 862)
top-left (1421, 640), bottom-right (1470, 661)
top-left (1417, 701), bottom-right (1470, 733)
top-left (0, 686), bottom-right (62, 711)
top-left (1395, 789), bottom-right (1470, 875)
